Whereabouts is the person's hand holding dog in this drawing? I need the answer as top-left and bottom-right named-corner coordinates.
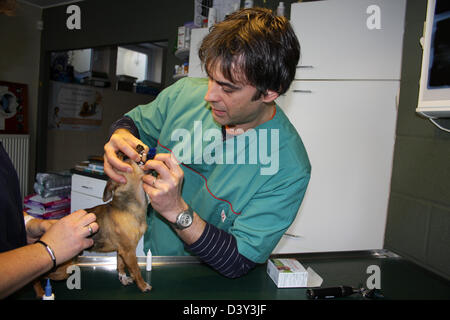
top-left (39, 210), bottom-right (98, 265)
top-left (25, 216), bottom-right (56, 244)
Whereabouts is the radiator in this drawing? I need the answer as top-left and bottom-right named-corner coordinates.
top-left (0, 134), bottom-right (30, 198)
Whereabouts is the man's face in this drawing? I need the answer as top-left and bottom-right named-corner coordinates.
top-left (204, 65), bottom-right (270, 131)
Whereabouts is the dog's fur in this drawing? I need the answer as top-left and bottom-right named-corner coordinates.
top-left (33, 149), bottom-right (151, 297)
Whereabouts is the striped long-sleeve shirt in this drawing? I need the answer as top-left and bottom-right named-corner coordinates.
top-left (185, 222), bottom-right (256, 278)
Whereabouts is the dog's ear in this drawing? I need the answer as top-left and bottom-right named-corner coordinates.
top-left (103, 179), bottom-right (118, 202)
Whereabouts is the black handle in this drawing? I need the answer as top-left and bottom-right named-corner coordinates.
top-left (306, 286), bottom-right (356, 299)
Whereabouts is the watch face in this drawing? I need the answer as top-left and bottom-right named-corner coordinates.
top-left (179, 213), bottom-right (193, 228)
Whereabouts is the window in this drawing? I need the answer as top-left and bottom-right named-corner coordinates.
top-left (116, 47), bottom-right (148, 82)
top-left (116, 42), bottom-right (166, 84)
top-left (49, 41), bottom-right (167, 95)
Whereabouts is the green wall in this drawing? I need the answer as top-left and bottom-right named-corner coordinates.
top-left (384, 0), bottom-right (450, 280)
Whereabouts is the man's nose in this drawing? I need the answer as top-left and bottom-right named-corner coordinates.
top-left (204, 79), bottom-right (219, 102)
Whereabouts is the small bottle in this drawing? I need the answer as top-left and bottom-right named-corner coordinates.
top-left (42, 279), bottom-right (55, 300)
top-left (244, 0), bottom-right (253, 9)
top-left (276, 2), bottom-right (285, 17)
top-left (146, 249), bottom-right (152, 271)
top-left (147, 147), bottom-right (157, 160)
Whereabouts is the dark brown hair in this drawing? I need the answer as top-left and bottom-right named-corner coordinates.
top-left (199, 7), bottom-right (300, 99)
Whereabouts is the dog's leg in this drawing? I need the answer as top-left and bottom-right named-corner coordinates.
top-left (32, 278), bottom-right (45, 299)
top-left (32, 260), bottom-right (73, 299)
top-left (118, 249), bottom-right (151, 292)
top-left (117, 253), bottom-right (134, 286)
top-left (49, 260), bottom-right (73, 281)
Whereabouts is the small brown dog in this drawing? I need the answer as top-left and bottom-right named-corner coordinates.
top-left (33, 145), bottom-right (151, 297)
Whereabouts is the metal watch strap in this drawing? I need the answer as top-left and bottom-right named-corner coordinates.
top-left (172, 205), bottom-right (194, 230)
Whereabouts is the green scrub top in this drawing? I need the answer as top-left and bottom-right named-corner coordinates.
top-left (126, 77), bottom-right (310, 263)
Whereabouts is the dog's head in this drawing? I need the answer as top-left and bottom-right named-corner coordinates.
top-left (103, 145), bottom-right (148, 203)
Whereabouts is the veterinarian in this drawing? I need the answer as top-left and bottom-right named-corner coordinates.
top-left (0, 142), bottom-right (99, 298)
top-left (104, 8), bottom-right (311, 278)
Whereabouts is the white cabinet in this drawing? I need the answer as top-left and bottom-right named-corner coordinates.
top-left (273, 0), bottom-right (405, 254)
top-left (71, 173), bottom-right (108, 212)
top-left (188, 28), bottom-right (209, 78)
top-left (71, 173), bottom-right (145, 256)
top-left (291, 0), bottom-right (406, 80)
top-left (275, 81), bottom-right (399, 253)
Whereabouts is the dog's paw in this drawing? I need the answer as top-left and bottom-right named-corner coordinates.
top-left (118, 272), bottom-right (134, 286)
top-left (141, 282), bottom-right (152, 292)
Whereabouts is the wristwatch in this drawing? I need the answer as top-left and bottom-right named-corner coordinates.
top-left (172, 204), bottom-right (194, 230)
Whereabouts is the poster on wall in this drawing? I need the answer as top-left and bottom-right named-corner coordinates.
top-left (0, 81), bottom-right (28, 134)
top-left (48, 80), bottom-right (103, 130)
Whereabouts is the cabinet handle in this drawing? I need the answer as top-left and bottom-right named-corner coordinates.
top-left (81, 185), bottom-right (93, 190)
top-left (297, 65), bottom-right (314, 69)
top-left (293, 89), bottom-right (313, 94)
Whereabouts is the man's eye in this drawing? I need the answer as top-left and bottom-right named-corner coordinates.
top-left (222, 87), bottom-right (235, 93)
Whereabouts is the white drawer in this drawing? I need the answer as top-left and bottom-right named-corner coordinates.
top-left (71, 173), bottom-right (107, 199)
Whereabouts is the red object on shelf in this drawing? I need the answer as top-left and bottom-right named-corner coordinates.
top-left (0, 81), bottom-right (28, 134)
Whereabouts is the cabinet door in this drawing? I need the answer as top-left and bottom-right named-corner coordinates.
top-left (71, 174), bottom-right (107, 199)
top-left (71, 174), bottom-right (108, 212)
top-left (291, 0), bottom-right (406, 80)
top-left (71, 190), bottom-right (106, 212)
top-left (274, 80), bottom-right (399, 253)
top-left (188, 28), bottom-right (209, 78)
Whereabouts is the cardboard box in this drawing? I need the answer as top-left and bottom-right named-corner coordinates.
top-left (267, 258), bottom-right (323, 288)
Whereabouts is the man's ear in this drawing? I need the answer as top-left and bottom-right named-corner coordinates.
top-left (262, 90), bottom-right (279, 103)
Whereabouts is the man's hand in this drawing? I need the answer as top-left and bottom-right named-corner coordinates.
top-left (142, 153), bottom-right (187, 223)
top-left (104, 128), bottom-right (148, 183)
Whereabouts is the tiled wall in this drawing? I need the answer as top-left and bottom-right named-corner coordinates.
top-left (384, 0), bottom-right (450, 280)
